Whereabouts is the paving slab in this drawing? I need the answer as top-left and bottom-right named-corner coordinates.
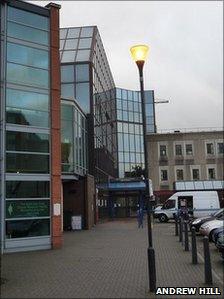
top-left (1, 219), bottom-right (223, 299)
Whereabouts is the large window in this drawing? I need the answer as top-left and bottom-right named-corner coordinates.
top-left (76, 82), bottom-right (90, 113)
top-left (160, 169), bottom-right (168, 181)
top-left (176, 169), bottom-right (184, 181)
top-left (7, 6), bottom-right (49, 45)
top-left (7, 43), bottom-right (49, 69)
top-left (6, 153), bottom-right (49, 174)
top-left (7, 22), bottom-right (48, 45)
top-left (192, 169), bottom-right (200, 180)
top-left (6, 181), bottom-right (50, 198)
top-left (160, 145), bottom-right (167, 157)
top-left (4, 4), bottom-right (51, 244)
top-left (76, 64), bottom-right (89, 82)
top-left (175, 144), bottom-right (182, 156)
top-left (6, 88), bottom-right (49, 127)
top-left (208, 168), bottom-right (216, 180)
top-left (206, 143), bottom-right (214, 155)
top-left (186, 144), bottom-right (193, 155)
top-left (217, 142), bottom-right (224, 154)
top-left (6, 131), bottom-right (49, 153)
top-left (6, 219), bottom-right (50, 239)
top-left (61, 104), bottom-right (74, 172)
top-left (6, 88), bottom-right (49, 112)
top-left (8, 6), bottom-right (49, 30)
top-left (61, 102), bottom-right (87, 175)
top-left (7, 63), bottom-right (49, 88)
top-left (61, 65), bottom-right (74, 83)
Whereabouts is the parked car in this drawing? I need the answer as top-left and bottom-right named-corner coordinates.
top-left (190, 208), bottom-right (223, 232)
top-left (154, 191), bottom-right (220, 223)
top-left (199, 215), bottom-right (224, 240)
top-left (215, 233), bottom-right (224, 259)
top-left (211, 227), bottom-right (224, 243)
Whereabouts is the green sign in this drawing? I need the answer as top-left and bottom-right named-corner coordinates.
top-left (6, 200), bottom-right (50, 219)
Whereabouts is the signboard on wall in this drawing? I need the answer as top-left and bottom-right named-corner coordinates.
top-left (6, 200), bottom-right (50, 218)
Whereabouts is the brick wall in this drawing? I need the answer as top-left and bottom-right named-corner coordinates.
top-left (46, 3), bottom-right (62, 249)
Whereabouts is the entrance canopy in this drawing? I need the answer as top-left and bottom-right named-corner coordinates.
top-left (97, 179), bottom-right (146, 192)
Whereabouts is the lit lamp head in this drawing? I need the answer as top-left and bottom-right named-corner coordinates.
top-left (130, 44), bottom-right (149, 62)
top-left (130, 44), bottom-right (149, 72)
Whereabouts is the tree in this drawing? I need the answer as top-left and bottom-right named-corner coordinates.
top-left (125, 165), bottom-right (146, 178)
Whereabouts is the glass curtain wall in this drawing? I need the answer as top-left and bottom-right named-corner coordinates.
top-left (61, 99), bottom-right (88, 176)
top-left (115, 88), bottom-right (145, 178)
top-left (61, 63), bottom-right (90, 114)
top-left (3, 5), bottom-right (51, 245)
top-left (145, 90), bottom-right (156, 133)
top-left (60, 26), bottom-right (117, 183)
top-left (92, 30), bottom-right (117, 182)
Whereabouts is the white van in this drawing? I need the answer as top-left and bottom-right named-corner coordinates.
top-left (154, 191), bottom-right (220, 222)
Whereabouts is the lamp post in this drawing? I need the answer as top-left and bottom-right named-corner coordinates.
top-left (130, 45), bottom-right (156, 292)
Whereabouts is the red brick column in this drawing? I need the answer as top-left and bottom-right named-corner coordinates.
top-left (46, 2), bottom-right (62, 249)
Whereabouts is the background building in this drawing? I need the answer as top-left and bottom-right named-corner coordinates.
top-left (0, 0), bottom-right (61, 252)
top-left (60, 26), bottom-right (117, 183)
top-left (147, 129), bottom-right (224, 203)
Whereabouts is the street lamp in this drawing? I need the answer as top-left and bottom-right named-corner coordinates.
top-left (130, 44), bottom-right (156, 292)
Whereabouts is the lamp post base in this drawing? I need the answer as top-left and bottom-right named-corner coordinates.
top-left (148, 246), bottom-right (156, 292)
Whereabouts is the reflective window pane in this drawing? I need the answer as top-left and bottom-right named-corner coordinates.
top-left (61, 119), bottom-right (74, 165)
top-left (61, 65), bottom-right (74, 83)
top-left (80, 27), bottom-right (94, 37)
top-left (116, 88), bottom-right (122, 99)
top-left (64, 39), bottom-right (78, 50)
top-left (76, 50), bottom-right (90, 61)
top-left (6, 89), bottom-right (49, 112)
top-left (67, 28), bottom-right (80, 38)
top-left (61, 51), bottom-right (76, 63)
top-left (6, 131), bottom-right (49, 153)
top-left (7, 22), bottom-right (48, 45)
top-left (8, 7), bottom-right (49, 30)
top-left (60, 28), bottom-right (67, 39)
top-left (6, 219), bottom-right (50, 239)
top-left (7, 63), bottom-right (49, 88)
top-left (76, 83), bottom-right (90, 113)
top-left (6, 181), bottom-right (50, 198)
top-left (76, 64), bottom-right (89, 82)
top-left (6, 107), bottom-right (49, 127)
top-left (186, 144), bottom-right (193, 155)
top-left (7, 43), bottom-right (49, 69)
top-left (78, 38), bottom-right (92, 49)
top-left (6, 153), bottom-right (49, 173)
top-left (61, 84), bottom-right (75, 99)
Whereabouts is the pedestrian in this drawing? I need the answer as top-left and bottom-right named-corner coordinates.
top-left (137, 206), bottom-right (143, 228)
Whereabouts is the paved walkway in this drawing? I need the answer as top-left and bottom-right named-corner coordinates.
top-left (1, 219), bottom-right (223, 298)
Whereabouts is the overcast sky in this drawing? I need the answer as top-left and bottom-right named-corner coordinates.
top-left (31, 1), bottom-right (223, 131)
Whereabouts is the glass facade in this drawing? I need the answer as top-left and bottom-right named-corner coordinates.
top-left (145, 90), bottom-right (156, 134)
top-left (0, 3), bottom-right (51, 250)
top-left (115, 88), bottom-right (144, 178)
top-left (115, 88), bottom-right (156, 178)
top-left (61, 99), bottom-right (88, 176)
top-left (60, 26), bottom-right (117, 183)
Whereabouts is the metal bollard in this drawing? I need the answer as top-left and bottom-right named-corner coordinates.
top-left (179, 218), bottom-right (183, 242)
top-left (184, 221), bottom-right (189, 251)
top-left (175, 215), bottom-right (179, 236)
top-left (191, 227), bottom-right (198, 264)
top-left (203, 236), bottom-right (213, 285)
